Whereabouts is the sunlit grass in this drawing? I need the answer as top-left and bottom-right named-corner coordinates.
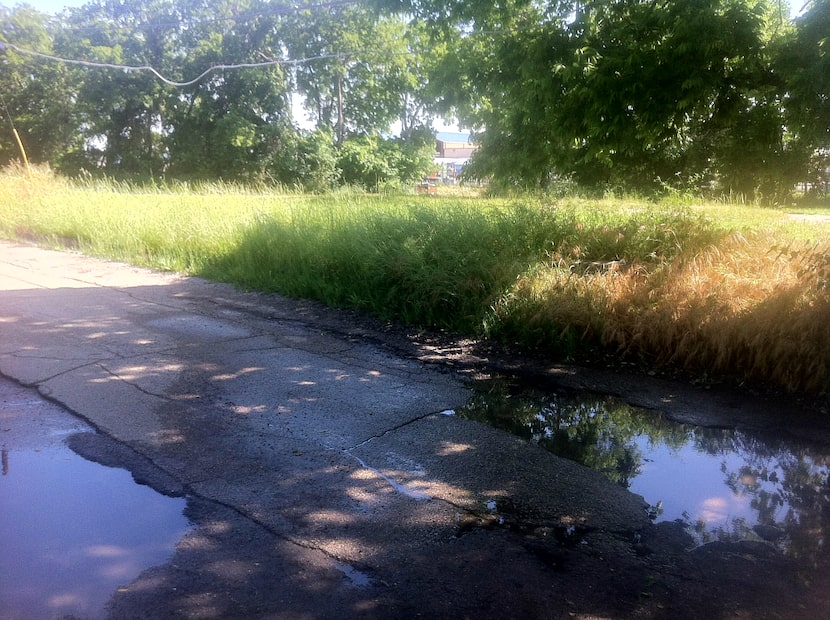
top-left (490, 231), bottom-right (829, 392)
top-left (1, 166), bottom-right (828, 394)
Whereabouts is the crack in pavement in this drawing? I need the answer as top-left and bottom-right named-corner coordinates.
top-left (8, 357), bottom-right (108, 386)
top-left (345, 408), bottom-right (453, 451)
top-left (96, 362), bottom-right (181, 402)
top-left (16, 242), bottom-right (809, 618)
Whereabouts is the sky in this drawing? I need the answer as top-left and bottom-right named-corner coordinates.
top-left (2, 0), bottom-right (86, 12)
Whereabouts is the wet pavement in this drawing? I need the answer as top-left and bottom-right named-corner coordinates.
top-left (0, 377), bottom-right (190, 619)
top-left (460, 388), bottom-right (830, 556)
top-left (0, 241), bottom-right (652, 618)
top-left (1, 240), bottom-right (828, 619)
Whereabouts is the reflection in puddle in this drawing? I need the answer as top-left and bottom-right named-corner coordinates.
top-left (459, 386), bottom-right (830, 561)
top-left (0, 387), bottom-right (190, 619)
top-left (334, 562), bottom-right (373, 587)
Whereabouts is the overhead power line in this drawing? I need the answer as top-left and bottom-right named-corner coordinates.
top-left (0, 40), bottom-right (394, 87)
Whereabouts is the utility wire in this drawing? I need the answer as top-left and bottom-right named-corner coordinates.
top-left (0, 0), bottom-right (576, 89)
top-left (0, 40), bottom-right (399, 87)
top-left (0, 0), bottom-right (411, 88)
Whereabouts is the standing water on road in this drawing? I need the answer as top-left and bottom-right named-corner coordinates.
top-left (459, 384), bottom-right (830, 563)
top-left (0, 378), bottom-right (190, 620)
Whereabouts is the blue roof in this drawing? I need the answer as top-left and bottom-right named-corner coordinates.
top-left (436, 131), bottom-right (472, 144)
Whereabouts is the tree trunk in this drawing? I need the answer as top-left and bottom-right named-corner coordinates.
top-left (336, 71), bottom-right (344, 146)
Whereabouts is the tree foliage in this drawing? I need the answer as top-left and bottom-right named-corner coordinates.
top-left (0, 0), bottom-right (827, 196)
top-left (283, 6), bottom-right (416, 144)
top-left (780, 1), bottom-right (830, 160)
top-left (0, 5), bottom-right (82, 167)
top-left (391, 0), bottom-right (828, 198)
top-left (0, 0), bottom-right (437, 188)
top-left (337, 126), bottom-right (435, 190)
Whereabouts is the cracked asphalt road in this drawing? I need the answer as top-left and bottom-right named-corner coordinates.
top-left (2, 240), bottom-right (828, 619)
top-left (0, 241), bottom-right (656, 618)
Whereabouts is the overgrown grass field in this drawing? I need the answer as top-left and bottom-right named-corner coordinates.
top-left (2, 166), bottom-right (828, 394)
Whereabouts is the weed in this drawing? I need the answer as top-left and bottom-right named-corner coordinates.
top-left (1, 167), bottom-right (828, 394)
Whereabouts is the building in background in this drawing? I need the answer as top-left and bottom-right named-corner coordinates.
top-left (432, 131), bottom-right (477, 183)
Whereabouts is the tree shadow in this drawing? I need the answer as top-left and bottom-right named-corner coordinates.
top-left (1, 253), bottom-right (828, 618)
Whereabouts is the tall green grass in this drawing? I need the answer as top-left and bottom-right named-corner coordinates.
top-left (2, 166), bottom-right (828, 394)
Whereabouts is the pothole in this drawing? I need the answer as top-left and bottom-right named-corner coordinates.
top-left (0, 378), bottom-right (191, 619)
top-left (458, 381), bottom-right (830, 562)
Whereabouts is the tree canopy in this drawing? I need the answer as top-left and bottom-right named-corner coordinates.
top-left (391, 0), bottom-right (828, 198)
top-left (0, 0), bottom-right (827, 197)
top-left (0, 0), bottom-right (437, 188)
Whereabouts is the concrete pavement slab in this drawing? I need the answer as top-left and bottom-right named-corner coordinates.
top-left (1, 240), bottom-right (664, 618)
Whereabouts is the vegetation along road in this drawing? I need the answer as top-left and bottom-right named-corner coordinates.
top-left (2, 167), bottom-right (829, 618)
top-left (2, 238), bottom-right (829, 619)
top-left (2, 169), bottom-right (828, 396)
top-left (1, 1), bottom-right (828, 615)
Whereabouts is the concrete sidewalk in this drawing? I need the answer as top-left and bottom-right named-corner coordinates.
top-left (0, 241), bottom-right (655, 618)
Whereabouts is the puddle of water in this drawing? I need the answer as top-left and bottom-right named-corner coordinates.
top-left (334, 562), bottom-right (373, 587)
top-left (345, 452), bottom-right (431, 501)
top-left (459, 386), bottom-right (830, 562)
top-left (0, 383), bottom-right (190, 620)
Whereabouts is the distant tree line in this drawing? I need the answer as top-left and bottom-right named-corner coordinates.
top-left (387, 0), bottom-right (829, 199)
top-left (1, 0), bottom-right (828, 198)
top-left (0, 0), bottom-right (437, 189)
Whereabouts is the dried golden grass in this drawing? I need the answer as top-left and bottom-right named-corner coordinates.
top-left (617, 234), bottom-right (828, 390)
top-left (493, 232), bottom-right (830, 392)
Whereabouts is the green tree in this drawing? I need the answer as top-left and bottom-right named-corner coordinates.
top-left (161, 0), bottom-right (294, 180)
top-left (396, 21), bottom-right (447, 134)
top-left (779, 0), bottom-right (830, 194)
top-left (50, 0), bottom-right (296, 180)
top-left (60, 0), bottom-right (182, 174)
top-left (336, 128), bottom-right (434, 191)
top-left (283, 5), bottom-right (414, 144)
top-left (390, 124), bottom-right (436, 184)
top-left (385, 0), bottom-right (810, 198)
top-left (271, 128), bottom-right (339, 191)
top-left (0, 5), bottom-right (82, 168)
